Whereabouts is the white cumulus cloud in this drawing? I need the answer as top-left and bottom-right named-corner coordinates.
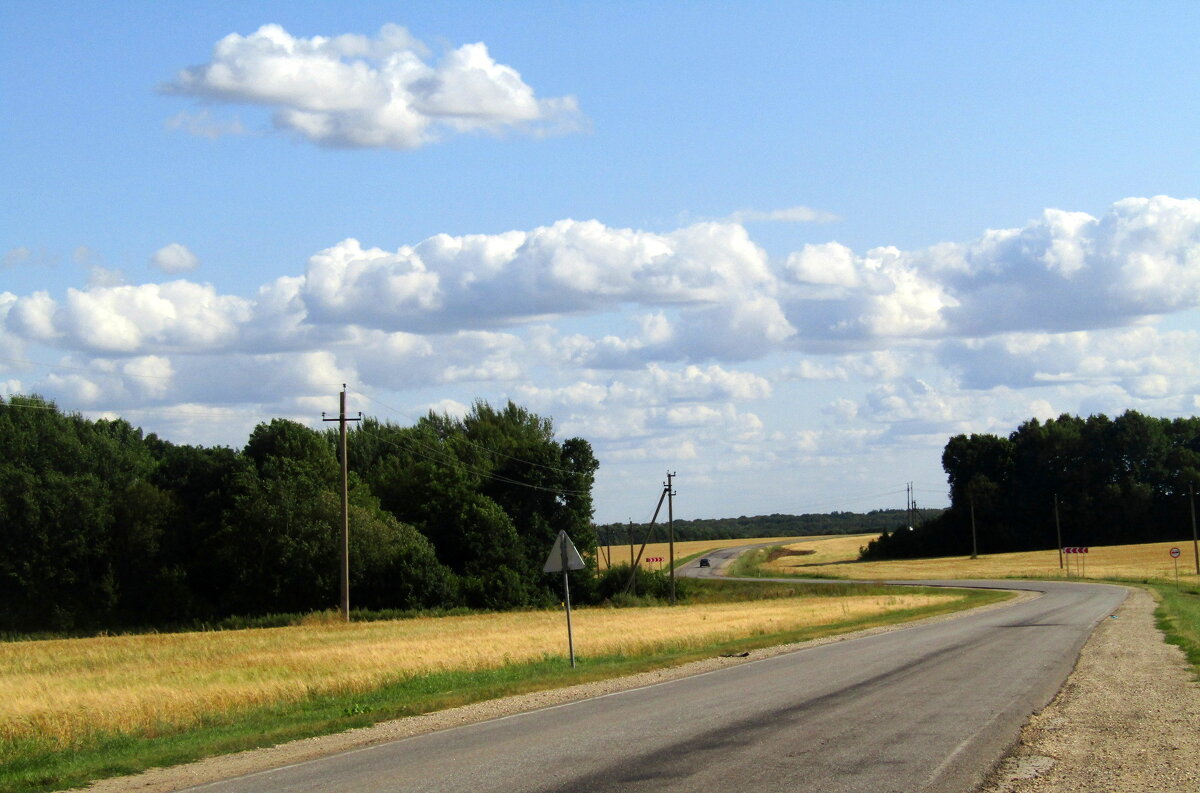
top-left (164, 23), bottom-right (583, 149)
top-left (151, 243), bottom-right (201, 273)
top-left (6, 283), bottom-right (251, 353)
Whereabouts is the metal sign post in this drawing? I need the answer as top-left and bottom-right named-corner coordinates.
top-left (1171, 547), bottom-right (1182, 589)
top-left (544, 531), bottom-right (586, 668)
top-left (1063, 546), bottom-right (1089, 577)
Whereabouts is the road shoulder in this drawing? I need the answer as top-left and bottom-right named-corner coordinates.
top-left (983, 586), bottom-right (1200, 792)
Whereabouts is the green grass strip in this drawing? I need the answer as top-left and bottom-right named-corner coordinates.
top-left (0, 584), bottom-right (1003, 793)
top-left (1147, 582), bottom-right (1200, 679)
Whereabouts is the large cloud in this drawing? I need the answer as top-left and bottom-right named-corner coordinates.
top-left (9, 198), bottom-right (1200, 368)
top-left (164, 23), bottom-right (582, 149)
top-left (940, 326), bottom-right (1200, 395)
top-left (6, 282), bottom-right (251, 352)
top-left (781, 196), bottom-right (1200, 345)
top-left (299, 220), bottom-right (776, 333)
top-left (7, 196), bottom-right (1200, 474)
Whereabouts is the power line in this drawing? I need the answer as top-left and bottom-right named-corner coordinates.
top-left (0, 396), bottom-right (263, 420)
top-left (348, 386), bottom-right (584, 478)
top-left (3, 388), bottom-right (588, 497)
top-left (355, 425), bottom-right (590, 496)
top-left (773, 486), bottom-right (910, 515)
top-left (0, 398), bottom-right (62, 411)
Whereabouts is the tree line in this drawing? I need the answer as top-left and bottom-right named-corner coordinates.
top-left (862, 410), bottom-right (1200, 559)
top-left (597, 509), bottom-right (921, 546)
top-left (0, 396), bottom-right (598, 633)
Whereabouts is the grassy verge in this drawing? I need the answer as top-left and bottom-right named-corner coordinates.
top-left (727, 546), bottom-right (855, 579)
top-left (1144, 582), bottom-right (1200, 678)
top-left (1, 581), bottom-right (1003, 793)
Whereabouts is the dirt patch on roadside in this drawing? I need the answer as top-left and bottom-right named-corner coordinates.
top-left (983, 587), bottom-right (1200, 792)
top-left (765, 547), bottom-right (816, 562)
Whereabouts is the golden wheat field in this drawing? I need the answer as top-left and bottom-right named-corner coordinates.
top-left (597, 536), bottom-right (816, 570)
top-left (762, 535), bottom-right (1200, 583)
top-left (0, 591), bottom-right (957, 750)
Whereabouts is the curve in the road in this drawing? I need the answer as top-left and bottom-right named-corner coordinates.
top-left (186, 545), bottom-right (1126, 793)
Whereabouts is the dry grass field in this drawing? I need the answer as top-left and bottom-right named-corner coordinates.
top-left (1, 591), bottom-right (957, 752)
top-left (597, 536), bottom-right (821, 570)
top-left (761, 535), bottom-right (1200, 584)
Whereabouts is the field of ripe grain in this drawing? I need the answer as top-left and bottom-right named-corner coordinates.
top-left (597, 536), bottom-right (819, 570)
top-left (761, 536), bottom-right (1200, 584)
top-left (0, 591), bottom-right (958, 753)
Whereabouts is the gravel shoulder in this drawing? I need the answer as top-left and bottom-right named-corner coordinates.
top-left (982, 586), bottom-right (1200, 793)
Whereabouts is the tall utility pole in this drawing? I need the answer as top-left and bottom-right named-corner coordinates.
top-left (1191, 485), bottom-right (1199, 576)
top-left (323, 385), bottom-right (361, 622)
top-left (666, 471), bottom-right (677, 605)
top-left (1054, 494), bottom-right (1063, 570)
top-left (969, 492), bottom-right (978, 559)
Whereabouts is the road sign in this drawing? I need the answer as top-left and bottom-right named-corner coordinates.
top-left (1170, 547), bottom-right (1182, 558)
top-left (544, 531), bottom-right (585, 668)
top-left (1063, 546), bottom-right (1089, 554)
top-left (544, 531), bottom-right (586, 573)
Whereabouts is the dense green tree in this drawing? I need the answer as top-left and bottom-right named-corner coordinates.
top-left (862, 410), bottom-right (1200, 560)
top-left (0, 397), bottom-right (167, 630)
top-left (0, 396), bottom-right (595, 632)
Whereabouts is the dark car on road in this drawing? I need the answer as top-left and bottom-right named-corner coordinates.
top-left (698, 558), bottom-right (710, 567)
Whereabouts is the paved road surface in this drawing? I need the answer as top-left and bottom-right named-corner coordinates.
top-left (186, 555), bottom-right (1125, 793)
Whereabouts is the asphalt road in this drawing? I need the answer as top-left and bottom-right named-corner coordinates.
top-left (186, 557), bottom-right (1126, 793)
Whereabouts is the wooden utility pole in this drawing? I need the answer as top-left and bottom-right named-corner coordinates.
top-left (1055, 494), bottom-right (1063, 570)
top-left (323, 385), bottom-right (361, 622)
top-left (970, 492), bottom-right (977, 559)
top-left (623, 486), bottom-right (670, 595)
top-left (666, 471), bottom-right (676, 605)
top-left (1191, 485), bottom-right (1199, 576)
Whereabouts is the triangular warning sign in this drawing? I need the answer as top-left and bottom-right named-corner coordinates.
top-left (543, 530), bottom-right (586, 573)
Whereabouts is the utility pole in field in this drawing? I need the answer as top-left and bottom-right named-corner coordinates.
top-left (666, 471), bottom-right (677, 605)
top-left (623, 485), bottom-right (670, 595)
top-left (970, 492), bottom-right (977, 559)
top-left (1191, 485), bottom-right (1199, 576)
top-left (323, 385), bottom-right (361, 622)
top-left (1054, 494), bottom-right (1063, 570)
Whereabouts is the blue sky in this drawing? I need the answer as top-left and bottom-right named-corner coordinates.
top-left (3, 2), bottom-right (1199, 522)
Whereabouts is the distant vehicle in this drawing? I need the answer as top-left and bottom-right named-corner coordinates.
top-left (698, 558), bottom-right (710, 568)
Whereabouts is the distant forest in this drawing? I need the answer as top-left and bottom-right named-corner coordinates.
top-left (596, 509), bottom-right (927, 546)
top-left (0, 396), bottom-right (598, 633)
top-left (863, 410), bottom-right (1200, 559)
